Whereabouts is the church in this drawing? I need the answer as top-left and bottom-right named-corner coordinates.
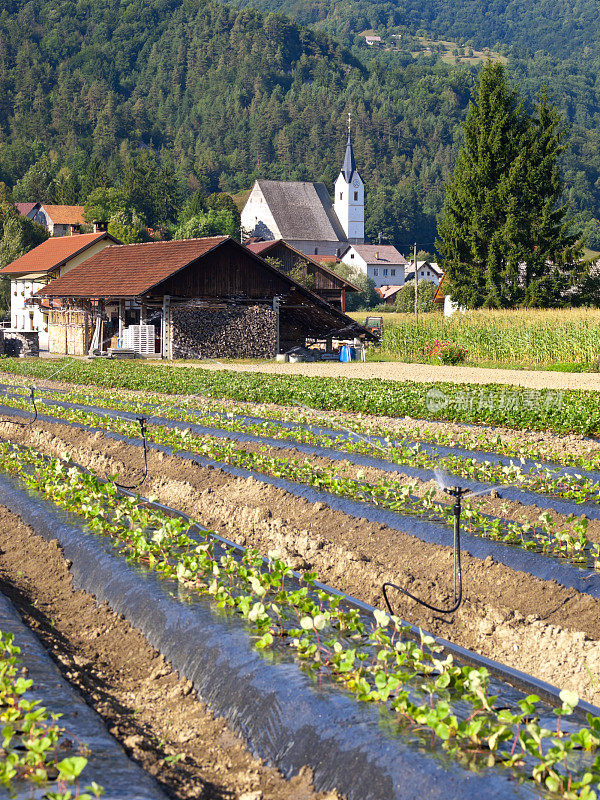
top-left (241, 132), bottom-right (365, 257)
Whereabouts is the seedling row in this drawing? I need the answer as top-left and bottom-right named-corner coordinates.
top-left (3, 442), bottom-right (600, 799)
top-left (0, 389), bottom-right (598, 571)
top-left (1, 358), bottom-right (600, 435)
top-left (0, 627), bottom-right (103, 799)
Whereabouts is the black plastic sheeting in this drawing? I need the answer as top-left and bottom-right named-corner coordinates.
top-left (6, 393), bottom-right (600, 523)
top-left (2, 402), bottom-right (600, 599)
top-left (0, 472), bottom-right (545, 800)
top-left (122, 486), bottom-right (600, 723)
top-left (0, 588), bottom-right (168, 800)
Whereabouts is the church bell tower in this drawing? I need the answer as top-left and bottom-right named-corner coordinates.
top-left (334, 116), bottom-right (364, 244)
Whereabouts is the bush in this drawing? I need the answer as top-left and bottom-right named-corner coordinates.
top-left (425, 340), bottom-right (468, 364)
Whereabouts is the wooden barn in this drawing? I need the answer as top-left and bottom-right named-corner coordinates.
top-left (245, 239), bottom-right (358, 311)
top-left (36, 236), bottom-right (374, 358)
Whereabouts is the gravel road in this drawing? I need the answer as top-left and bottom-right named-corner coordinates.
top-left (177, 360), bottom-right (600, 391)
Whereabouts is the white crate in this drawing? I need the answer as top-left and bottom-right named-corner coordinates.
top-left (122, 324), bottom-right (155, 355)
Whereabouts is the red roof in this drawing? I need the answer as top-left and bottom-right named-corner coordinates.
top-left (37, 236), bottom-right (229, 298)
top-left (40, 204), bottom-right (85, 225)
top-left (246, 240), bottom-right (274, 255)
top-left (15, 202), bottom-right (39, 217)
top-left (376, 284), bottom-right (404, 300)
top-left (0, 232), bottom-right (118, 276)
top-left (311, 254), bottom-right (341, 265)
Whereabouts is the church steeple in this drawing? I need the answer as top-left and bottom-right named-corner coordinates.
top-left (334, 116), bottom-right (364, 244)
top-left (341, 133), bottom-right (357, 183)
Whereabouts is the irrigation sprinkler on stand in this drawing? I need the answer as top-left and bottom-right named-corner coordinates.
top-left (0, 385), bottom-right (38, 427)
top-left (112, 416), bottom-right (149, 491)
top-left (383, 468), bottom-right (511, 617)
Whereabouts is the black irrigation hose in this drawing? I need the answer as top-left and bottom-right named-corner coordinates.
top-left (0, 386), bottom-right (37, 427)
top-left (383, 487), bottom-right (466, 615)
top-left (112, 417), bottom-right (148, 490)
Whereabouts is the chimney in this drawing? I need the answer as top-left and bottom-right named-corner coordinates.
top-left (375, 251), bottom-right (379, 260)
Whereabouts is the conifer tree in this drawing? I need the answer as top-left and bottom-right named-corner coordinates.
top-left (437, 63), bottom-right (581, 308)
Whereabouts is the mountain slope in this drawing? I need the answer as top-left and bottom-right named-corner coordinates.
top-left (0, 0), bottom-right (598, 247)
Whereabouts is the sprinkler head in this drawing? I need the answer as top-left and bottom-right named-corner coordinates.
top-left (443, 485), bottom-right (470, 498)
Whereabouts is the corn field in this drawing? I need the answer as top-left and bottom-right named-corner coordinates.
top-left (375, 309), bottom-right (600, 365)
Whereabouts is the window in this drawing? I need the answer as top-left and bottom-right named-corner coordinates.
top-left (391, 269), bottom-right (395, 276)
top-left (427, 271), bottom-right (430, 276)
top-left (353, 191), bottom-right (358, 201)
top-left (314, 248), bottom-right (318, 255)
top-left (373, 268), bottom-right (379, 276)
top-left (339, 192), bottom-right (343, 200)
top-left (350, 253), bottom-right (354, 259)
top-left (383, 269), bottom-right (388, 276)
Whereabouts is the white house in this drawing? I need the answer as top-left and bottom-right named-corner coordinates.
top-left (32, 204), bottom-right (86, 236)
top-left (340, 244), bottom-right (407, 288)
top-left (241, 132), bottom-right (365, 257)
top-left (404, 260), bottom-right (443, 286)
top-left (0, 231), bottom-right (119, 349)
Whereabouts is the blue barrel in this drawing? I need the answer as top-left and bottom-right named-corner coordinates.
top-left (340, 345), bottom-right (353, 362)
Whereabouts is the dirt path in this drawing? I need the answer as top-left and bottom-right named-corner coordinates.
top-left (4, 416), bottom-right (600, 706)
top-left (0, 505), bottom-right (340, 800)
top-left (169, 360), bottom-right (600, 391)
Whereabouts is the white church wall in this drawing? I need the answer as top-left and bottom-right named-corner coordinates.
top-left (287, 240), bottom-right (342, 257)
top-left (334, 172), bottom-right (364, 243)
top-left (241, 183), bottom-right (281, 241)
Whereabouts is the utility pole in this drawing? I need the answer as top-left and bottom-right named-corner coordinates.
top-left (413, 242), bottom-right (418, 323)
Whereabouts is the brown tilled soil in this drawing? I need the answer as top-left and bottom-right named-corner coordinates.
top-left (1, 415), bottom-right (599, 706)
top-left (0, 505), bottom-right (340, 800)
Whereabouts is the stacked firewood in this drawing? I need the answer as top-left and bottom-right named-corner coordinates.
top-left (172, 304), bottom-right (277, 359)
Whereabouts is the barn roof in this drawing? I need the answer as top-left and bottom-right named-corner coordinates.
top-left (37, 236), bottom-right (376, 341)
top-left (37, 237), bottom-right (229, 297)
top-left (0, 232), bottom-right (119, 276)
top-left (256, 180), bottom-right (347, 243)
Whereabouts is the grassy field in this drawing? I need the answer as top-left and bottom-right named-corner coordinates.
top-left (349, 308), bottom-right (600, 368)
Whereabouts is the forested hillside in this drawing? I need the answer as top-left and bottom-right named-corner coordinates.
top-left (227, 0), bottom-right (600, 58)
top-left (0, 0), bottom-right (598, 247)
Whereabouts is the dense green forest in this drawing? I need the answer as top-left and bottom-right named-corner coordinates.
top-left (227, 0), bottom-right (600, 57)
top-left (0, 0), bottom-right (599, 249)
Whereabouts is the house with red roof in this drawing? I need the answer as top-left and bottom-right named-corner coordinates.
top-left (340, 244), bottom-right (407, 288)
top-left (0, 232), bottom-right (120, 349)
top-left (32, 204), bottom-right (86, 236)
top-left (36, 236), bottom-right (374, 357)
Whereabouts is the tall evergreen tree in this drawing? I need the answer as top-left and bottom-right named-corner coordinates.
top-left (437, 63), bottom-right (581, 308)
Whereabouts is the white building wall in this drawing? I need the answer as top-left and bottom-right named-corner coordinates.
top-left (334, 173), bottom-right (364, 243)
top-left (341, 247), bottom-right (404, 288)
top-left (287, 240), bottom-right (342, 257)
top-left (241, 183), bottom-right (282, 241)
top-left (7, 237), bottom-right (115, 351)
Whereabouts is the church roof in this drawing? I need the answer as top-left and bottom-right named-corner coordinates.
top-left (340, 134), bottom-right (357, 183)
top-left (256, 180), bottom-right (347, 243)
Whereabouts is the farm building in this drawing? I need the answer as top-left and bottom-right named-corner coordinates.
top-left (245, 239), bottom-right (358, 311)
top-left (36, 236), bottom-right (373, 357)
top-left (0, 231), bottom-right (120, 351)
